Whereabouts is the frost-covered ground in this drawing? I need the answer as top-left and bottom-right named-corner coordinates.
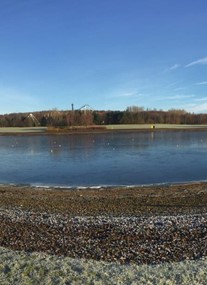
top-left (0, 247), bottom-right (206, 285)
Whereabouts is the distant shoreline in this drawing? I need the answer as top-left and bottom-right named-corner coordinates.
top-left (0, 124), bottom-right (207, 135)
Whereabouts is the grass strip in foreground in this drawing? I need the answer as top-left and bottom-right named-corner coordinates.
top-left (0, 247), bottom-right (206, 285)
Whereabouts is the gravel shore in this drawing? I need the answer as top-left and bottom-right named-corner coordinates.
top-left (0, 208), bottom-right (206, 264)
top-left (0, 183), bottom-right (206, 264)
top-left (0, 183), bottom-right (206, 283)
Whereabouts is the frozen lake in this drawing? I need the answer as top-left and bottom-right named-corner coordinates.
top-left (0, 130), bottom-right (207, 188)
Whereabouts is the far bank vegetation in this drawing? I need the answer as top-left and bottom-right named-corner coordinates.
top-left (0, 107), bottom-right (207, 128)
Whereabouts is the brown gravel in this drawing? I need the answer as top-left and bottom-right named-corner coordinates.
top-left (0, 183), bottom-right (206, 264)
top-left (0, 182), bottom-right (207, 215)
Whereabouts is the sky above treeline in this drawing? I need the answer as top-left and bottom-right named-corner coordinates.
top-left (0, 0), bottom-right (207, 114)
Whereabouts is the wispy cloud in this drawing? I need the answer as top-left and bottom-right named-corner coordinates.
top-left (110, 91), bottom-right (143, 98)
top-left (185, 102), bottom-right (207, 113)
top-left (183, 95), bottom-right (207, 113)
top-left (185, 57), bottom-right (207, 68)
top-left (163, 79), bottom-right (185, 90)
top-left (174, 87), bottom-right (186, 91)
top-left (196, 81), bottom-right (207, 85)
top-left (169, 64), bottom-right (181, 71)
top-left (164, 94), bottom-right (195, 100)
top-left (194, 97), bottom-right (207, 102)
top-left (117, 92), bottom-right (137, 97)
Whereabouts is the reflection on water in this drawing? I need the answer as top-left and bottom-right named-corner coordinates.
top-left (0, 131), bottom-right (207, 187)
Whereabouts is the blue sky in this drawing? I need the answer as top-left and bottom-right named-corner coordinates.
top-left (0, 0), bottom-right (207, 114)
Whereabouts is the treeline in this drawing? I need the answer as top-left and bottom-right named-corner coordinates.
top-left (1, 107), bottom-right (207, 127)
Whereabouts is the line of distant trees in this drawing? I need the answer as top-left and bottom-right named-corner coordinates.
top-left (1, 106), bottom-right (207, 127)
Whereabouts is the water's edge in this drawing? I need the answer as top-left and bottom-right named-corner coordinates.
top-left (1, 179), bottom-right (207, 191)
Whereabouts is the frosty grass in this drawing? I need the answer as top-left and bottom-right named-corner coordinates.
top-left (0, 247), bottom-right (206, 285)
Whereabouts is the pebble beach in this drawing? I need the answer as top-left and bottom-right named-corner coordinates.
top-left (0, 182), bottom-right (206, 284)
